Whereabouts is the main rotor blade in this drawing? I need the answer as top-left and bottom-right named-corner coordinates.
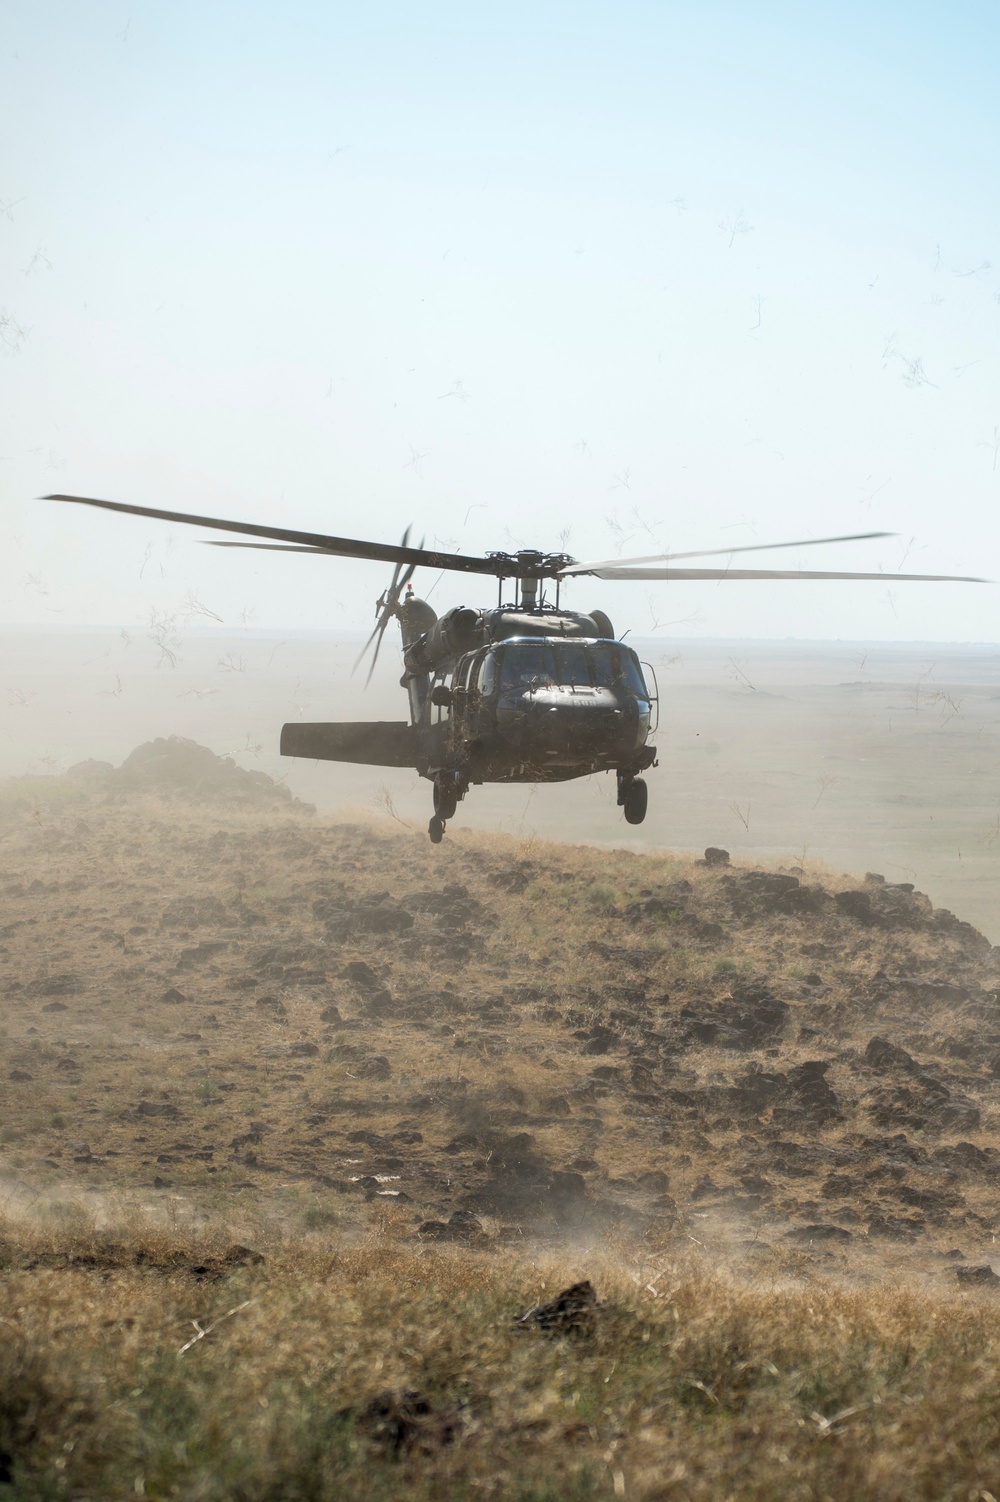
top-left (43, 494), bottom-right (502, 576)
top-left (561, 531), bottom-right (895, 575)
top-left (204, 542), bottom-right (343, 554)
top-left (585, 565), bottom-right (988, 582)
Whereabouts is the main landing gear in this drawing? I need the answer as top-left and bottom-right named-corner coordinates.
top-left (428, 772), bottom-right (464, 844)
top-left (617, 770), bottom-right (648, 825)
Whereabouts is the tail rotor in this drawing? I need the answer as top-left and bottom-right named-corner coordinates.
top-left (354, 527), bottom-right (421, 685)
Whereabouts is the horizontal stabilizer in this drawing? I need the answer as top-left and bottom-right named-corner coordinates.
top-left (280, 721), bottom-right (416, 767)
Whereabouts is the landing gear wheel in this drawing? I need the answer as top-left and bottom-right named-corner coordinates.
top-left (623, 777), bottom-right (648, 825)
top-left (433, 779), bottom-right (458, 821)
top-left (428, 815), bottom-right (445, 844)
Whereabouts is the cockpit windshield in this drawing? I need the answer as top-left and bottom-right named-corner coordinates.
top-left (497, 641), bottom-right (648, 696)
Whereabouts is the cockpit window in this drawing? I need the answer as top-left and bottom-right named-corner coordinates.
top-left (500, 643), bottom-right (556, 689)
top-left (590, 643), bottom-right (648, 696)
top-left (496, 640), bottom-right (648, 695)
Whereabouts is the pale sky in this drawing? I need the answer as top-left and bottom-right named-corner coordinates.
top-left (2, 0), bottom-right (999, 641)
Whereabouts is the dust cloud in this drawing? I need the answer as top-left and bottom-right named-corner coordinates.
top-left (4, 625), bottom-right (998, 939)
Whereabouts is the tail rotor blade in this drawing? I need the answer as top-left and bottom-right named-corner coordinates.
top-left (353, 528), bottom-right (418, 682)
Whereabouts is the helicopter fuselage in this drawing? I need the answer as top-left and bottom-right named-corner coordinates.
top-left (420, 636), bottom-right (655, 784)
top-left (280, 597), bottom-right (658, 836)
top-left (404, 598), bottom-right (655, 781)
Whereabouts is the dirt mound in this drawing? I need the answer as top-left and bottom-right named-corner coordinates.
top-left (67, 736), bottom-right (311, 810)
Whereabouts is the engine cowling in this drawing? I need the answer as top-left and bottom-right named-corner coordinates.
top-left (403, 606), bottom-right (482, 676)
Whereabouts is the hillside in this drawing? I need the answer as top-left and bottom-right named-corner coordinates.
top-left (3, 738), bottom-right (1000, 1499)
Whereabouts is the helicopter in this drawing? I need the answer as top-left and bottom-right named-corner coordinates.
top-left (45, 494), bottom-right (985, 843)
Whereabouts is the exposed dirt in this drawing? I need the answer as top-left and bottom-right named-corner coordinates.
top-left (3, 737), bottom-right (1000, 1276)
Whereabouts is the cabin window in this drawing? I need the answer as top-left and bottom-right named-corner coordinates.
top-left (589, 644), bottom-right (648, 696)
top-left (478, 652), bottom-right (498, 695)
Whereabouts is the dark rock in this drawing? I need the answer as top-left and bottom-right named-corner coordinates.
top-left (788, 1060), bottom-right (842, 1123)
top-left (895, 1185), bottom-right (959, 1215)
top-left (137, 1101), bottom-right (181, 1118)
top-left (582, 1034), bottom-right (613, 1055)
top-left (489, 861), bottom-right (538, 893)
top-left (729, 1066), bottom-right (787, 1115)
top-left (867, 1213), bottom-right (923, 1240)
top-left (341, 961), bottom-right (383, 991)
top-left (931, 910), bottom-right (991, 951)
top-left (514, 1280), bottom-right (597, 1337)
top-left (445, 1209), bottom-right (484, 1239)
top-left (352, 903), bottom-right (414, 935)
top-left (935, 1141), bottom-right (1000, 1175)
top-left (638, 1169), bottom-right (670, 1192)
top-left (785, 1224), bottom-right (853, 1243)
top-left (26, 974), bottom-right (81, 997)
top-left (729, 978), bottom-right (790, 1046)
top-left (726, 870), bottom-right (826, 917)
top-left (865, 1036), bottom-right (917, 1072)
top-left (549, 1170), bottom-right (587, 1201)
top-left (822, 1174), bottom-right (862, 1199)
top-left (360, 990), bottom-right (395, 1018)
top-left (346, 1389), bottom-right (457, 1454)
top-left (160, 987), bottom-right (187, 1005)
top-left (161, 895), bottom-right (233, 929)
top-left (289, 1041), bottom-right (319, 1057)
top-left (835, 890), bottom-right (875, 925)
top-left (9, 1069), bottom-right (32, 1082)
top-left (319, 1004), bottom-right (343, 1024)
top-left (416, 1220), bottom-right (452, 1240)
top-left (704, 847), bottom-right (730, 866)
top-left (956, 1264), bottom-right (1000, 1287)
top-left (865, 1077), bottom-right (981, 1134)
top-left (41, 1001), bottom-right (69, 1013)
top-left (353, 1054), bottom-right (392, 1080)
top-left (177, 941), bottom-right (228, 969)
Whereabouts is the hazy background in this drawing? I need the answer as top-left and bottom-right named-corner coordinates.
top-left (5, 626), bottom-right (999, 940)
top-left (2, 3), bottom-right (998, 933)
top-left (1, 0), bottom-right (998, 639)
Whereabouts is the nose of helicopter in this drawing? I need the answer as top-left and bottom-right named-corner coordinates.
top-left (497, 687), bottom-right (648, 758)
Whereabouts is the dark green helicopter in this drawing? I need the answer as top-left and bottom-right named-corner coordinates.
top-left (45, 495), bottom-right (984, 842)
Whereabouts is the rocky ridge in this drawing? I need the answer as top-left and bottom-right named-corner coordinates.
top-left (2, 741), bottom-right (1000, 1275)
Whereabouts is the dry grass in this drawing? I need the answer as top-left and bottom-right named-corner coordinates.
top-left (4, 1211), bottom-right (1000, 1499)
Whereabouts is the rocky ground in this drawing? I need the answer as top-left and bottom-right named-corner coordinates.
top-left (3, 736), bottom-right (1000, 1281)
